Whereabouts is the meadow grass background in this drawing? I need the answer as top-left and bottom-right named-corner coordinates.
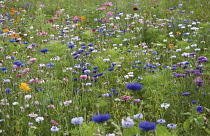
top-left (0, 0), bottom-right (210, 135)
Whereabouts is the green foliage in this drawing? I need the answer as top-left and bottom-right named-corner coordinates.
top-left (1, 0), bottom-right (210, 135)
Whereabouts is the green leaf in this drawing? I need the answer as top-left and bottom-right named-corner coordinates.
top-left (194, 116), bottom-right (204, 126)
top-left (123, 126), bottom-right (140, 136)
top-left (183, 119), bottom-right (191, 131)
top-left (156, 125), bottom-right (171, 136)
top-left (97, 100), bottom-right (107, 107)
top-left (204, 128), bottom-right (210, 134)
top-left (181, 112), bottom-right (192, 116)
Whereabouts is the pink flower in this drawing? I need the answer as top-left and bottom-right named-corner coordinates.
top-left (53, 15), bottom-right (57, 19)
top-left (29, 79), bottom-right (37, 83)
top-left (37, 31), bottom-right (48, 36)
top-left (103, 82), bottom-right (110, 85)
top-left (73, 16), bottom-right (79, 21)
top-left (101, 18), bottom-right (110, 23)
top-left (80, 75), bottom-right (88, 79)
top-left (29, 58), bottom-right (37, 62)
top-left (121, 96), bottom-right (131, 101)
top-left (64, 100), bottom-right (72, 106)
top-left (13, 65), bottom-right (21, 69)
top-left (39, 4), bottom-right (46, 8)
top-left (134, 99), bottom-right (141, 102)
top-left (112, 26), bottom-right (117, 30)
top-left (48, 20), bottom-right (54, 23)
top-left (99, 7), bottom-right (107, 10)
top-left (39, 64), bottom-right (45, 67)
top-left (48, 105), bottom-right (55, 109)
top-left (34, 101), bottom-right (40, 105)
top-left (16, 74), bottom-right (23, 77)
top-left (51, 120), bottom-right (58, 125)
top-left (107, 11), bottom-right (113, 16)
top-left (63, 78), bottom-right (68, 81)
top-left (104, 2), bottom-right (113, 7)
top-left (13, 51), bottom-right (18, 54)
top-left (28, 113), bottom-right (38, 118)
top-left (23, 68), bottom-right (30, 73)
top-left (142, 42), bottom-right (146, 46)
top-left (193, 77), bottom-right (201, 83)
top-left (56, 10), bottom-right (62, 14)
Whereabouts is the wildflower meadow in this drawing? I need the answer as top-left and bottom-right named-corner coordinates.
top-left (0, 0), bottom-right (210, 135)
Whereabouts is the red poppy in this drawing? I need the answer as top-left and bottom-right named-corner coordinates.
top-left (133, 7), bottom-right (138, 10)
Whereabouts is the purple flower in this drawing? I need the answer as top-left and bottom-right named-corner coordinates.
top-left (126, 83), bottom-right (142, 91)
top-left (196, 80), bottom-right (204, 87)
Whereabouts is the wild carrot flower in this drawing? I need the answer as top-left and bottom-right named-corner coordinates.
top-left (19, 82), bottom-right (31, 93)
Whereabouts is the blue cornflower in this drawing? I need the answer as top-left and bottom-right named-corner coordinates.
top-left (93, 67), bottom-right (98, 69)
top-left (191, 101), bottom-right (197, 104)
top-left (0, 67), bottom-right (7, 70)
top-left (40, 49), bottom-right (49, 53)
top-left (5, 88), bottom-right (11, 94)
top-left (111, 62), bottom-right (116, 67)
top-left (183, 92), bottom-right (190, 96)
top-left (126, 83), bottom-right (142, 91)
top-left (139, 121), bottom-right (156, 131)
top-left (11, 56), bottom-right (15, 59)
top-left (46, 63), bottom-right (54, 68)
top-left (91, 114), bottom-right (110, 123)
top-left (13, 61), bottom-right (22, 66)
top-left (152, 51), bottom-right (158, 55)
top-left (10, 40), bottom-right (15, 43)
top-left (88, 43), bottom-right (93, 46)
top-left (68, 44), bottom-right (75, 48)
top-left (36, 88), bottom-right (42, 92)
top-left (97, 73), bottom-right (104, 76)
top-left (196, 106), bottom-right (204, 113)
top-left (114, 92), bottom-right (119, 95)
top-left (111, 89), bottom-right (116, 92)
top-left (108, 68), bottom-right (114, 71)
